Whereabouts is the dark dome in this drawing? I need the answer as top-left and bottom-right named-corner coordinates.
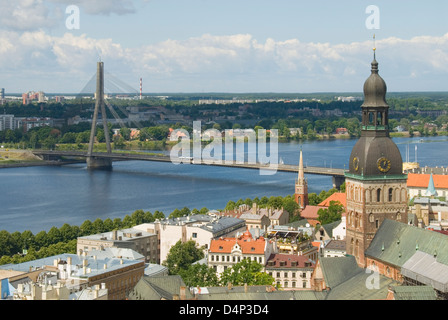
top-left (362, 59), bottom-right (388, 107)
top-left (348, 136), bottom-right (403, 176)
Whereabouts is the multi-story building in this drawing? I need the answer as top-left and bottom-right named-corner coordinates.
top-left (208, 229), bottom-right (275, 275)
top-left (77, 228), bottom-right (158, 264)
top-left (134, 214), bottom-right (246, 264)
top-left (265, 253), bottom-right (315, 290)
top-left (0, 115), bottom-right (18, 131)
top-left (0, 252), bottom-right (145, 300)
top-left (407, 172), bottom-right (448, 200)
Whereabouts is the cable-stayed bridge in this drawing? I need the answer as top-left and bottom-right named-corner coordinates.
top-left (32, 62), bottom-right (346, 188)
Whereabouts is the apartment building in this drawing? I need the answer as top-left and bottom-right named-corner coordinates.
top-left (134, 214), bottom-right (246, 264)
top-left (265, 253), bottom-right (316, 290)
top-left (208, 229), bottom-right (275, 275)
top-left (77, 228), bottom-right (158, 264)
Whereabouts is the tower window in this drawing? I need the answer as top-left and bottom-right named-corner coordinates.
top-left (377, 188), bottom-right (381, 202)
top-left (388, 188), bottom-right (393, 202)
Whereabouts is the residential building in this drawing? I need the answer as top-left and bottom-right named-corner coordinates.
top-left (20, 117), bottom-right (53, 132)
top-left (220, 203), bottom-right (289, 231)
top-left (407, 172), bottom-right (448, 200)
top-left (0, 114), bottom-right (21, 131)
top-left (321, 239), bottom-right (346, 257)
top-left (77, 228), bottom-right (158, 264)
top-left (134, 214), bottom-right (246, 264)
top-left (265, 253), bottom-right (315, 290)
top-left (208, 229), bottom-right (274, 275)
top-left (0, 253), bottom-right (145, 300)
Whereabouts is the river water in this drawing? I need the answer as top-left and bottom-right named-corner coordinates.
top-left (0, 136), bottom-right (447, 233)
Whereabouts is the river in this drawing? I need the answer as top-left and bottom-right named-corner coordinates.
top-left (0, 136), bottom-right (447, 233)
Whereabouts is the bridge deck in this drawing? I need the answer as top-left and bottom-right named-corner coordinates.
top-left (33, 150), bottom-right (346, 177)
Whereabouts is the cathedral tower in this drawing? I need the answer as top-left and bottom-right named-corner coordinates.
top-left (295, 148), bottom-right (308, 208)
top-left (345, 49), bottom-right (408, 267)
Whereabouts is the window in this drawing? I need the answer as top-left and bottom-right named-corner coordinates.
top-left (284, 272), bottom-right (288, 278)
top-left (377, 188), bottom-right (381, 202)
top-left (376, 219), bottom-right (379, 229)
top-left (192, 233), bottom-right (197, 238)
top-left (303, 281), bottom-right (307, 288)
top-left (388, 188), bottom-right (393, 202)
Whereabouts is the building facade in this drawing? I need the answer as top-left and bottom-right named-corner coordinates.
top-left (77, 228), bottom-right (158, 264)
top-left (134, 214), bottom-right (246, 264)
top-left (265, 253), bottom-right (315, 290)
top-left (208, 229), bottom-right (274, 275)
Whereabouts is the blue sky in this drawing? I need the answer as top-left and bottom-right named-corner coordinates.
top-left (1, 0), bottom-right (448, 94)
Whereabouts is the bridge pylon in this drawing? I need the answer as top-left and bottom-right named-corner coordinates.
top-left (87, 61), bottom-right (112, 170)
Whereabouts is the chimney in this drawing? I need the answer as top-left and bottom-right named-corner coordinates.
top-left (180, 286), bottom-right (186, 300)
top-left (112, 230), bottom-right (118, 240)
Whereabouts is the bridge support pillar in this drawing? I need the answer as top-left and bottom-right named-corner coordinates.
top-left (86, 157), bottom-right (112, 170)
top-left (332, 176), bottom-right (345, 190)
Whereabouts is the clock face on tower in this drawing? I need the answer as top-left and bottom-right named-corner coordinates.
top-left (377, 157), bottom-right (391, 173)
top-left (353, 157), bottom-right (359, 172)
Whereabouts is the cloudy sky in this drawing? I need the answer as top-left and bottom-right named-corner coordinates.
top-left (1, 0), bottom-right (448, 94)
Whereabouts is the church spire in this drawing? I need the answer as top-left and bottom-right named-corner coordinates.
top-left (298, 147), bottom-right (305, 182)
top-left (295, 147), bottom-right (308, 208)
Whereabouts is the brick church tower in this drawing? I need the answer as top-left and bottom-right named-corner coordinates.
top-left (295, 148), bottom-right (309, 209)
top-left (344, 49), bottom-right (408, 267)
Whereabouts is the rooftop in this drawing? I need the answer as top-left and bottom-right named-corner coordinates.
top-left (318, 192), bottom-right (347, 209)
top-left (0, 253), bottom-right (143, 279)
top-left (209, 229), bottom-right (266, 255)
top-left (407, 173), bottom-right (448, 189)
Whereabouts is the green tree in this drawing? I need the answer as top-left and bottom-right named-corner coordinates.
top-left (80, 220), bottom-right (94, 236)
top-left (144, 211), bottom-right (155, 223)
top-left (154, 211), bottom-right (165, 220)
top-left (0, 230), bottom-right (19, 257)
top-left (47, 226), bottom-right (63, 244)
top-left (179, 263), bottom-right (220, 287)
top-left (92, 218), bottom-right (105, 233)
top-left (219, 259), bottom-right (274, 286)
top-left (163, 240), bottom-right (204, 275)
top-left (131, 209), bottom-right (145, 225)
top-left (317, 201), bottom-right (344, 225)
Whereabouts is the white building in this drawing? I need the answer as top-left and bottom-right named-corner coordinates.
top-left (134, 214), bottom-right (246, 264)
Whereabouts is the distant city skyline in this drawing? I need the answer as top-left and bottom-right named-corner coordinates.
top-left (1, 0), bottom-right (448, 94)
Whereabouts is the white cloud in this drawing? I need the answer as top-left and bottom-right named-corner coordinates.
top-left (1, 30), bottom-right (448, 92)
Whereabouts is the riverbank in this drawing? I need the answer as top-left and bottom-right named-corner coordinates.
top-left (0, 149), bottom-right (84, 168)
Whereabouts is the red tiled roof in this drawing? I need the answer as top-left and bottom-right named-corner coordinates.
top-left (209, 230), bottom-right (266, 255)
top-left (300, 205), bottom-right (326, 220)
top-left (318, 192), bottom-right (346, 208)
top-left (407, 173), bottom-right (448, 189)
